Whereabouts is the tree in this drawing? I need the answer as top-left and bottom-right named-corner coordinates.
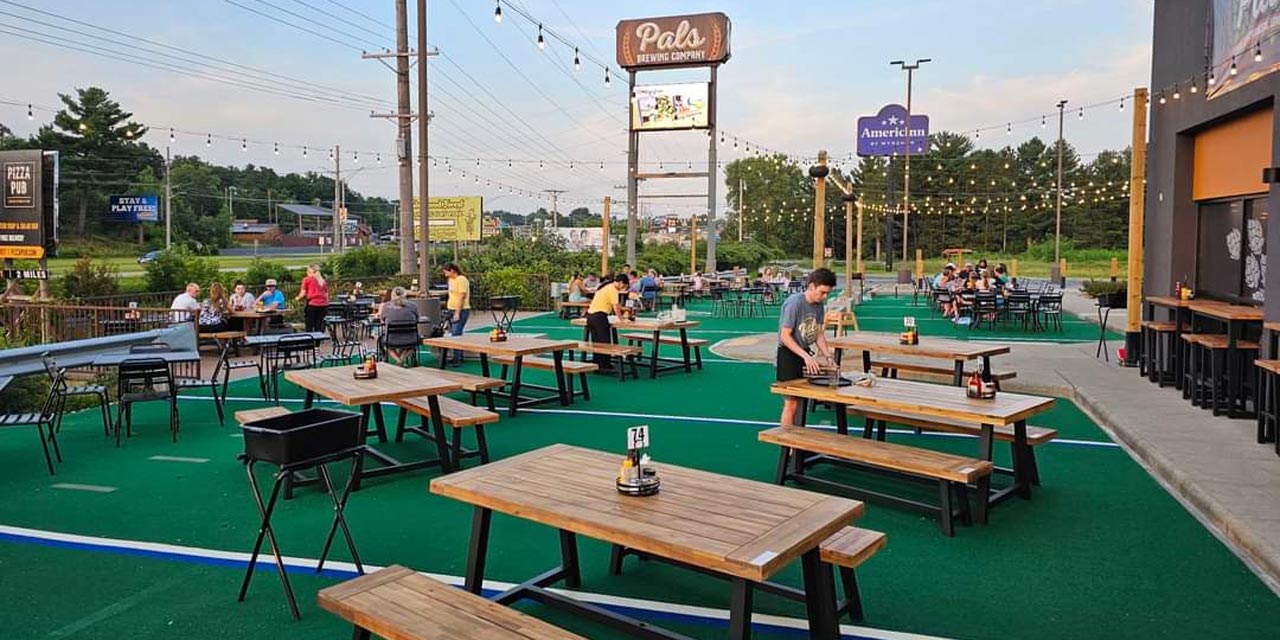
top-left (33, 87), bottom-right (160, 236)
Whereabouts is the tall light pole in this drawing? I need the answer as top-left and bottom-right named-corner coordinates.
top-left (890, 58), bottom-right (930, 264)
top-left (1055, 99), bottom-right (1068, 270)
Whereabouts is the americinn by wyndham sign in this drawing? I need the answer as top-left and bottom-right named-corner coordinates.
top-left (856, 104), bottom-right (930, 157)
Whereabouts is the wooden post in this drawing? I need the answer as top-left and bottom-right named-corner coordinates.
top-left (1125, 88), bottom-right (1149, 357)
top-left (602, 196), bottom-right (611, 275)
top-left (855, 200), bottom-right (865, 275)
top-left (915, 249), bottom-right (924, 279)
top-left (1059, 258), bottom-right (1068, 280)
top-left (812, 150), bottom-right (829, 268)
top-left (844, 197), bottom-right (854, 295)
top-left (1110, 256), bottom-right (1119, 282)
top-left (690, 214), bottom-right (698, 275)
top-left (1011, 259), bottom-right (1019, 278)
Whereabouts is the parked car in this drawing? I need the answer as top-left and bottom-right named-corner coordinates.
top-left (137, 250), bottom-right (162, 264)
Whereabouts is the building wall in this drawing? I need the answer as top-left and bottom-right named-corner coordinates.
top-left (1147, 0), bottom-right (1280, 318)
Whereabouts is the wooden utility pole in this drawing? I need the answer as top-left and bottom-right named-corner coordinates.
top-left (164, 146), bottom-right (172, 249)
top-left (602, 196), bottom-right (611, 274)
top-left (843, 193), bottom-right (854, 295)
top-left (738, 177), bottom-right (744, 242)
top-left (689, 214), bottom-right (697, 274)
top-left (416, 0), bottom-right (430, 287)
top-left (332, 145), bottom-right (341, 251)
top-left (811, 150), bottom-right (829, 268)
top-left (1125, 87), bottom-right (1149, 365)
top-left (855, 199), bottom-right (864, 274)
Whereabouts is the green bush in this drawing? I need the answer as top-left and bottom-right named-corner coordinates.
top-left (143, 247), bottom-right (221, 292)
top-left (635, 241), bottom-right (687, 276)
top-left (324, 246), bottom-right (399, 279)
top-left (716, 240), bottom-right (784, 272)
top-left (1080, 279), bottom-right (1126, 298)
top-left (56, 257), bottom-right (120, 300)
top-left (244, 259), bottom-right (300, 286)
top-left (479, 266), bottom-right (546, 308)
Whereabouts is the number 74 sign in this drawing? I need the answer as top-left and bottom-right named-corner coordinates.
top-left (626, 425), bottom-right (650, 450)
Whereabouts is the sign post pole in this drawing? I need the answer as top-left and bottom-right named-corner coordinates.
top-left (602, 196), bottom-right (611, 275)
top-left (1124, 88), bottom-right (1148, 367)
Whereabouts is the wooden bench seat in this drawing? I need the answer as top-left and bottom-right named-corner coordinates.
top-left (1141, 321), bottom-right (1178, 332)
top-left (234, 406), bottom-right (291, 424)
top-left (848, 408), bottom-right (1053, 486)
top-left (1180, 334), bottom-right (1259, 350)
top-left (427, 368), bottom-right (505, 392)
top-left (865, 359), bottom-right (1016, 385)
top-left (558, 300), bottom-right (592, 318)
top-left (573, 342), bottom-right (642, 382)
top-left (318, 565), bottom-right (586, 640)
top-left (620, 333), bottom-right (707, 370)
top-left (759, 425), bottom-right (992, 536)
top-left (491, 355), bottom-right (598, 402)
top-left (820, 526), bottom-right (886, 622)
top-left (1255, 359), bottom-right (1280, 376)
top-left (396, 395), bottom-right (499, 469)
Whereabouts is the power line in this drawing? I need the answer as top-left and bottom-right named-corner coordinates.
top-left (286, 0), bottom-right (394, 45)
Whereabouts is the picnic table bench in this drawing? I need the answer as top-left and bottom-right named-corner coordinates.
top-left (319, 565), bottom-right (586, 640)
top-left (557, 300), bottom-right (591, 318)
top-left (395, 395), bottom-right (499, 472)
top-left (570, 341), bottom-right (642, 381)
top-left (760, 425), bottom-right (991, 536)
top-left (491, 355), bottom-right (598, 402)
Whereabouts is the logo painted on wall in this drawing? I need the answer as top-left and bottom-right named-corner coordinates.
top-left (856, 104), bottom-right (930, 157)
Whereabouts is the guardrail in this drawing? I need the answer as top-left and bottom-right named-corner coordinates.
top-left (2, 303), bottom-right (197, 347)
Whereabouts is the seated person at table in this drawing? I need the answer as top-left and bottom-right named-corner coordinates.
top-left (583, 273), bottom-right (600, 293)
top-left (378, 287), bottom-right (419, 365)
top-left (256, 278), bottom-right (287, 326)
top-left (199, 282), bottom-right (230, 333)
top-left (567, 272), bottom-right (588, 302)
top-left (639, 270), bottom-right (659, 310)
top-left (993, 264), bottom-right (1009, 287)
top-left (227, 281), bottom-right (255, 332)
top-left (585, 274), bottom-right (632, 373)
top-left (777, 268), bottom-right (837, 426)
top-left (170, 282), bottom-right (202, 323)
top-left (692, 272), bottom-right (706, 294)
top-left (933, 263), bottom-right (955, 288)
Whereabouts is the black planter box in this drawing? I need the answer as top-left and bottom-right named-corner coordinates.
top-left (241, 408), bottom-right (363, 466)
top-left (1097, 292), bottom-right (1128, 309)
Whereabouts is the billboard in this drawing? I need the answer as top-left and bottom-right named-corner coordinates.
top-left (856, 104), bottom-right (930, 157)
top-left (616, 13), bottom-right (731, 69)
top-left (552, 227), bottom-right (605, 252)
top-left (631, 83), bottom-right (709, 131)
top-left (0, 150), bottom-right (45, 259)
top-left (109, 195), bottom-right (159, 222)
top-left (412, 196), bottom-right (483, 242)
top-left (1209, 0), bottom-right (1280, 98)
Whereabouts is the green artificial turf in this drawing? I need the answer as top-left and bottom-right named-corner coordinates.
top-left (0, 313), bottom-right (1273, 639)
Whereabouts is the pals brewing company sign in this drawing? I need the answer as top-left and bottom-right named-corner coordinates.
top-left (616, 13), bottom-right (731, 69)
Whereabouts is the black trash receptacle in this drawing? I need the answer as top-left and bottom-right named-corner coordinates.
top-left (241, 408), bottom-right (362, 466)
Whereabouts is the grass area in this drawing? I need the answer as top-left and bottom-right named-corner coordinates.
top-left (41, 252), bottom-right (327, 276)
top-left (0, 300), bottom-right (1273, 639)
top-left (821, 256), bottom-right (1128, 280)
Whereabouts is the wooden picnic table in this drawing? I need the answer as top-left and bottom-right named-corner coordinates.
top-left (430, 443), bottom-right (861, 639)
top-left (828, 332), bottom-right (1010, 386)
top-left (230, 309), bottom-right (283, 335)
top-left (569, 317), bottom-right (702, 378)
top-left (422, 334), bottom-right (579, 417)
top-left (770, 376), bottom-right (1054, 518)
top-left (285, 364), bottom-right (463, 484)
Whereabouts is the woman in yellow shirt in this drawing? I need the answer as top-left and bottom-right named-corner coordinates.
top-left (585, 274), bottom-right (631, 373)
top-left (443, 262), bottom-right (470, 366)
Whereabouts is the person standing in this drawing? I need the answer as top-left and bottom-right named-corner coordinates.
top-left (585, 274), bottom-right (630, 373)
top-left (443, 263), bottom-right (470, 366)
top-left (777, 268), bottom-right (837, 426)
top-left (297, 264), bottom-right (329, 333)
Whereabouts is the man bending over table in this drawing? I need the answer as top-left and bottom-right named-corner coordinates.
top-left (777, 268), bottom-right (837, 426)
top-left (585, 274), bottom-right (631, 374)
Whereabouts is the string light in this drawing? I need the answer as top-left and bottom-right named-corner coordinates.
top-left (1006, 122), bottom-right (1011, 135)
top-left (273, 142), bottom-right (279, 155)
top-left (206, 133), bottom-right (211, 147)
top-left (1209, 68), bottom-right (1217, 86)
top-left (169, 128), bottom-right (175, 143)
top-left (376, 153), bottom-right (382, 164)
top-left (573, 48), bottom-right (581, 71)
top-left (241, 138), bottom-right (247, 151)
top-left (493, 0), bottom-right (502, 23)
top-left (604, 67), bottom-right (611, 87)
top-left (353, 151), bottom-right (359, 163)
top-left (1078, 107), bottom-right (1084, 120)
top-left (1172, 85), bottom-right (1180, 100)
top-left (1255, 42), bottom-right (1263, 63)
top-left (1230, 56), bottom-right (1238, 76)
top-left (1119, 97), bottom-right (1125, 111)
top-left (536, 24), bottom-right (545, 50)
top-left (1189, 78), bottom-right (1198, 94)
top-left (27, 104), bottom-right (32, 120)
top-left (1041, 115), bottom-right (1046, 128)
top-left (1158, 91), bottom-right (1166, 105)
top-left (303, 146), bottom-right (308, 158)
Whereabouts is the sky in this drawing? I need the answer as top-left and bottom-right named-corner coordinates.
top-left (0, 0), bottom-right (1155, 218)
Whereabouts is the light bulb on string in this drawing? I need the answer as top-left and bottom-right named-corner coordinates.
top-left (1172, 85), bottom-right (1180, 100)
top-left (1041, 115), bottom-right (1046, 128)
top-left (1256, 41), bottom-right (1263, 62)
top-left (1209, 68), bottom-right (1217, 86)
top-left (475, 158), bottom-right (480, 167)
top-left (376, 153), bottom-right (382, 164)
top-left (573, 48), bottom-right (581, 71)
top-left (273, 142), bottom-right (279, 155)
top-left (1078, 107), bottom-right (1084, 119)
top-left (1006, 122), bottom-right (1011, 135)
top-left (1231, 57), bottom-right (1238, 75)
top-left (536, 25), bottom-right (545, 50)
top-left (206, 133), bottom-right (211, 147)
top-left (27, 104), bottom-right (33, 120)
top-left (1119, 97), bottom-right (1125, 111)
top-left (493, 0), bottom-right (501, 23)
top-left (328, 148), bottom-right (334, 161)
top-left (599, 162), bottom-right (604, 171)
top-left (1190, 78), bottom-right (1198, 94)
top-left (604, 67), bottom-right (611, 87)
top-left (241, 138), bottom-right (247, 151)
top-left (353, 151), bottom-right (359, 163)
top-left (303, 146), bottom-right (308, 158)
top-left (169, 128), bottom-right (175, 143)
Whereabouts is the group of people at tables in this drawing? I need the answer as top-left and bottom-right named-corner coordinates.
top-left (167, 263), bottom-right (475, 366)
top-left (930, 258), bottom-right (1014, 318)
top-left (564, 264), bottom-right (794, 311)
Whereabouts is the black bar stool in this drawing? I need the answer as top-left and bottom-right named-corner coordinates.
top-left (1141, 320), bottom-right (1178, 387)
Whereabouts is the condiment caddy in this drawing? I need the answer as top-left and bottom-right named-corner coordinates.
top-left (616, 425), bottom-right (660, 496)
top-left (353, 356), bottom-right (378, 379)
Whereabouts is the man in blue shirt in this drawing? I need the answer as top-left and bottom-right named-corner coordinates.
top-left (256, 278), bottom-right (286, 326)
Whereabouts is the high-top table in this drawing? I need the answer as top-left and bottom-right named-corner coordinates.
top-left (1187, 300), bottom-right (1263, 417)
top-left (284, 364), bottom-right (462, 488)
top-left (569, 317), bottom-right (702, 378)
top-left (430, 444), bottom-right (861, 639)
top-left (422, 334), bottom-right (579, 416)
top-left (771, 376), bottom-right (1054, 520)
top-left (828, 332), bottom-right (1010, 386)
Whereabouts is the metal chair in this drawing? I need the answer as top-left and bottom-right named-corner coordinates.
top-left (0, 370), bottom-right (63, 474)
top-left (971, 292), bottom-right (1000, 331)
top-left (381, 320), bottom-right (422, 367)
top-left (221, 340), bottom-right (267, 402)
top-left (265, 334), bottom-right (318, 403)
top-left (1003, 291), bottom-right (1033, 330)
top-left (115, 357), bottom-right (180, 446)
top-left (41, 354), bottom-right (110, 436)
top-left (1038, 293), bottom-right (1065, 331)
top-left (174, 351), bottom-right (227, 425)
top-left (321, 318), bottom-right (370, 367)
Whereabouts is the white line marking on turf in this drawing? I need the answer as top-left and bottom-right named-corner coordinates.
top-left (50, 483), bottom-right (118, 493)
top-left (0, 524), bottom-right (946, 640)
top-left (194, 398), bottom-right (1120, 448)
top-left (147, 455), bottom-right (210, 463)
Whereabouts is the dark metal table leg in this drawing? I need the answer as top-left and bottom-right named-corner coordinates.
top-left (800, 548), bottom-right (838, 640)
top-left (238, 462), bottom-right (300, 620)
top-left (559, 530), bottom-right (581, 589)
top-left (553, 350), bottom-right (569, 406)
top-left (508, 356), bottom-right (524, 417)
top-left (727, 578), bottom-right (755, 640)
top-left (680, 328), bottom-right (692, 373)
top-left (648, 329), bottom-right (661, 379)
top-left (464, 506), bottom-right (492, 595)
top-left (315, 452), bottom-right (366, 575)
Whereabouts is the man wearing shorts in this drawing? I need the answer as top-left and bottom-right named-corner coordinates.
top-left (777, 268), bottom-right (837, 426)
